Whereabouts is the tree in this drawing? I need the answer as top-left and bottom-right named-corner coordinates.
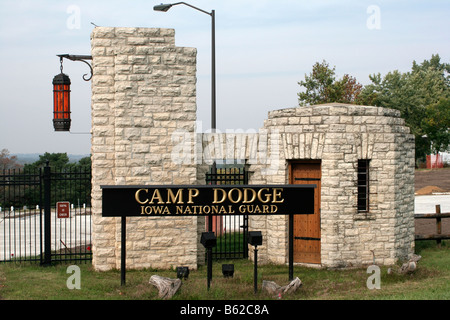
top-left (357, 54), bottom-right (450, 162)
top-left (0, 150), bottom-right (23, 207)
top-left (0, 149), bottom-right (22, 170)
top-left (21, 153), bottom-right (91, 207)
top-left (77, 156), bottom-right (91, 167)
top-left (24, 152), bottom-right (70, 171)
top-left (422, 98), bottom-right (450, 156)
top-left (298, 60), bottom-right (363, 106)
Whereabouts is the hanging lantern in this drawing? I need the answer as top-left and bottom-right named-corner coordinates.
top-left (53, 58), bottom-right (71, 131)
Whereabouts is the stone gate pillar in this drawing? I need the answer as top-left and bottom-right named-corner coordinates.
top-left (90, 27), bottom-right (202, 271)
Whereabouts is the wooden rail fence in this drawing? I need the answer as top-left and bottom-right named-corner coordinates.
top-left (415, 204), bottom-right (450, 246)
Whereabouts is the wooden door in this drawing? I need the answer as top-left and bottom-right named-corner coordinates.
top-left (290, 161), bottom-right (321, 264)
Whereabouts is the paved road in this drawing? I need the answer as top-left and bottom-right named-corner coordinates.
top-left (414, 194), bottom-right (450, 214)
top-left (0, 213), bottom-right (91, 261)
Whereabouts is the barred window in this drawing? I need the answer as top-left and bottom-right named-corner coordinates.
top-left (357, 160), bottom-right (370, 212)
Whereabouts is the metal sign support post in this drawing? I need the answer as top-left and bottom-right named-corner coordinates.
top-left (121, 215), bottom-right (126, 286)
top-left (289, 213), bottom-right (294, 281)
top-left (253, 245), bottom-right (258, 294)
top-left (207, 247), bottom-right (212, 290)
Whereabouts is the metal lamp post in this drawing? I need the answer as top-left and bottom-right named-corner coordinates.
top-left (248, 231), bottom-right (263, 294)
top-left (200, 231), bottom-right (217, 290)
top-left (154, 2), bottom-right (217, 232)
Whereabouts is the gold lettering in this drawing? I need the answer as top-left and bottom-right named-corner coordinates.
top-left (135, 189), bottom-right (149, 204)
top-left (272, 188), bottom-right (284, 203)
top-left (153, 206), bottom-right (164, 214)
top-left (213, 188), bottom-right (226, 204)
top-left (237, 204), bottom-right (278, 214)
top-left (257, 188), bottom-right (271, 203)
top-left (243, 188), bottom-right (256, 203)
top-left (167, 188), bottom-right (184, 204)
top-left (176, 206), bottom-right (183, 214)
top-left (150, 189), bottom-right (164, 204)
top-left (187, 188), bottom-right (199, 204)
top-left (212, 206), bottom-right (219, 214)
top-left (228, 188), bottom-right (242, 203)
top-left (228, 205), bottom-right (235, 214)
top-left (140, 205), bottom-right (170, 214)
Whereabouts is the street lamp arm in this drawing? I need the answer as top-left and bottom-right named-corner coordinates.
top-left (154, 2), bottom-right (212, 16)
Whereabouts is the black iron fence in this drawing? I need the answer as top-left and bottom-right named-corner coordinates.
top-left (2, 161), bottom-right (248, 263)
top-left (205, 165), bottom-right (249, 259)
top-left (0, 163), bottom-right (91, 264)
top-left (0, 167), bottom-right (42, 263)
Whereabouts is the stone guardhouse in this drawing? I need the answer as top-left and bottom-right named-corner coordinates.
top-left (90, 27), bottom-right (415, 271)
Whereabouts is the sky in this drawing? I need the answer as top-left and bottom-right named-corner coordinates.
top-left (0, 0), bottom-right (449, 155)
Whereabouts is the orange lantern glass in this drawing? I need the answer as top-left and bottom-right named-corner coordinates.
top-left (52, 72), bottom-right (71, 131)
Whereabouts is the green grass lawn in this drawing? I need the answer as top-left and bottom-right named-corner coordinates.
top-left (0, 241), bottom-right (448, 300)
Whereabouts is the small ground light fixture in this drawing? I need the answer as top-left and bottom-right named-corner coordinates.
top-left (222, 264), bottom-right (234, 278)
top-left (176, 266), bottom-right (189, 280)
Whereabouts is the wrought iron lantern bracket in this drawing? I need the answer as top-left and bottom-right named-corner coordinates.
top-left (57, 54), bottom-right (93, 81)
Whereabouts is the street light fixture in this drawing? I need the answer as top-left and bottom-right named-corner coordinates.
top-left (52, 54), bottom-right (92, 132)
top-left (52, 60), bottom-right (71, 132)
top-left (153, 4), bottom-right (172, 12)
top-left (201, 231), bottom-right (217, 290)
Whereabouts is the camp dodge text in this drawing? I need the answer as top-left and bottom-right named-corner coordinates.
top-left (136, 187), bottom-right (283, 215)
top-left (101, 185), bottom-right (315, 217)
top-left (135, 187), bottom-right (284, 204)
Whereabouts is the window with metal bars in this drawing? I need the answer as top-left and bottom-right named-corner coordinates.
top-left (357, 159), bottom-right (370, 212)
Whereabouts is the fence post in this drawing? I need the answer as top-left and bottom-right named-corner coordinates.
top-left (436, 205), bottom-right (441, 247)
top-left (42, 161), bottom-right (52, 265)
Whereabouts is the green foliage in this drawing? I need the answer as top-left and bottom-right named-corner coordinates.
top-left (0, 153), bottom-right (91, 208)
top-left (298, 60), bottom-right (363, 106)
top-left (357, 54), bottom-right (450, 161)
top-left (0, 241), bottom-right (448, 300)
top-left (299, 54), bottom-right (450, 163)
top-left (23, 152), bottom-right (70, 170)
top-left (421, 98), bottom-right (450, 155)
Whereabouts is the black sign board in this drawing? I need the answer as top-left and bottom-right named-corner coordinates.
top-left (101, 184), bottom-right (315, 217)
top-left (100, 184), bottom-right (316, 286)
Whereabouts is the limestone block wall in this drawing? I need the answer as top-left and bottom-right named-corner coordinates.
top-left (90, 27), bottom-right (202, 271)
top-left (250, 103), bottom-right (415, 267)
